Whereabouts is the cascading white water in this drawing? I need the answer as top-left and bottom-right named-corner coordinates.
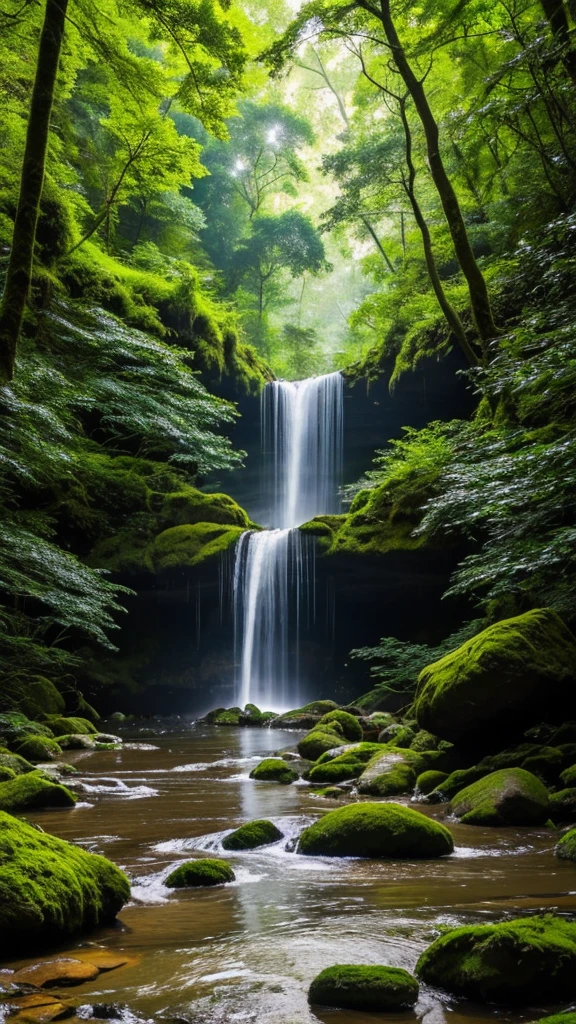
top-left (233, 371), bottom-right (343, 711)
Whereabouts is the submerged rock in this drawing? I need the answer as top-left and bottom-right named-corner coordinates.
top-left (413, 609), bottom-right (576, 742)
top-left (298, 801), bottom-right (454, 858)
top-left (222, 819), bottom-right (283, 850)
top-left (12, 959), bottom-right (100, 987)
top-left (449, 768), bottom-right (549, 826)
top-left (165, 858), bottom-right (235, 887)
top-left (416, 915), bottom-right (576, 1003)
top-left (0, 771), bottom-right (77, 812)
top-left (249, 758), bottom-right (298, 784)
top-left (308, 964), bottom-right (418, 1011)
top-left (0, 811), bottom-right (130, 948)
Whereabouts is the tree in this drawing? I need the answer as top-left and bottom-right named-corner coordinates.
top-left (233, 210), bottom-right (328, 320)
top-left (0, 0), bottom-right (69, 383)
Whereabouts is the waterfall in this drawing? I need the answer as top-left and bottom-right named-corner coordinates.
top-left (233, 371), bottom-right (343, 711)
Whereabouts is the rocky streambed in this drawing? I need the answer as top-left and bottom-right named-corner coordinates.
top-left (1, 720), bottom-right (576, 1024)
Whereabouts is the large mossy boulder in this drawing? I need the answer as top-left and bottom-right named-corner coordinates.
top-left (17, 677), bottom-right (66, 720)
top-left (298, 802), bottom-right (454, 859)
top-left (414, 609), bottom-right (576, 742)
top-left (0, 810), bottom-right (130, 949)
top-left (357, 748), bottom-right (423, 797)
top-left (249, 759), bottom-right (298, 784)
top-left (15, 735), bottom-right (63, 763)
top-left (0, 713), bottom-right (54, 746)
top-left (222, 819), bottom-right (283, 851)
top-left (0, 771), bottom-right (77, 811)
top-left (416, 915), bottom-right (576, 1003)
top-left (308, 965), bottom-right (419, 1011)
top-left (165, 858), bottom-right (235, 888)
top-left (0, 749), bottom-right (35, 776)
top-left (449, 768), bottom-right (550, 826)
top-left (307, 752), bottom-right (370, 784)
top-left (271, 700), bottom-right (339, 730)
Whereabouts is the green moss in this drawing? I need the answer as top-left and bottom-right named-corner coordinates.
top-left (297, 727), bottom-right (344, 761)
top-left (249, 759), bottom-right (298, 784)
top-left (549, 789), bottom-right (576, 822)
top-left (416, 915), bottom-right (576, 1003)
top-left (556, 827), bottom-right (576, 861)
top-left (0, 770), bottom-right (77, 811)
top-left (212, 707), bottom-right (242, 726)
top-left (0, 810), bottom-right (130, 948)
top-left (0, 767), bottom-right (16, 782)
top-left (0, 713), bottom-right (54, 744)
top-left (0, 750), bottom-right (35, 776)
top-left (357, 747), bottom-right (426, 796)
top-left (560, 764), bottom-right (576, 787)
top-left (316, 742), bottom-right (383, 766)
top-left (45, 716), bottom-right (97, 737)
top-left (432, 766), bottom-right (489, 800)
top-left (222, 819), bottom-right (284, 851)
top-left (479, 743), bottom-right (541, 772)
top-left (298, 801), bottom-right (454, 858)
top-left (414, 609), bottom-right (576, 741)
top-left (158, 489), bottom-right (249, 530)
top-left (151, 523), bottom-right (245, 571)
top-left (521, 747), bottom-right (564, 783)
top-left (307, 758), bottom-right (366, 784)
top-left (165, 858), bottom-right (235, 888)
top-left (279, 700), bottom-right (339, 718)
top-left (308, 965), bottom-right (419, 1011)
top-left (15, 735), bottom-right (63, 763)
top-left (535, 1015), bottom-right (576, 1024)
top-left (411, 730), bottom-right (444, 751)
top-left (450, 768), bottom-right (550, 826)
top-left (16, 678), bottom-right (65, 720)
top-left (318, 711), bottom-right (362, 742)
top-left (417, 770), bottom-right (449, 795)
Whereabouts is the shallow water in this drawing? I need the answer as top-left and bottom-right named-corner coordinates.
top-left (4, 723), bottom-right (576, 1024)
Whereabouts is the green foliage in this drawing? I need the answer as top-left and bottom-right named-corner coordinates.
top-left (0, 809), bottom-right (129, 948)
top-left (165, 858), bottom-right (235, 887)
top-left (416, 916), bottom-right (576, 1003)
top-left (298, 801), bottom-right (454, 858)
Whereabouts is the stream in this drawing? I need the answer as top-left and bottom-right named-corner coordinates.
top-left (3, 721), bottom-right (576, 1024)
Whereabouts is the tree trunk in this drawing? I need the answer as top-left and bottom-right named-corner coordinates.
top-left (373, 0), bottom-right (499, 353)
top-left (0, 0), bottom-right (69, 383)
top-left (398, 100), bottom-right (480, 369)
top-left (540, 0), bottom-right (576, 87)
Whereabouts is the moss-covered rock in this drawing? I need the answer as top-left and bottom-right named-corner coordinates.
top-left (560, 764), bottom-right (576, 787)
top-left (297, 727), bottom-right (344, 761)
top-left (211, 707), bottom-right (242, 726)
top-left (222, 819), bottom-right (283, 851)
top-left (150, 523), bottom-right (246, 571)
top-left (15, 735), bottom-right (63, 763)
top-left (0, 771), bottom-right (77, 811)
top-left (0, 749), bottom-right (35, 776)
top-left (249, 759), bottom-right (298, 784)
top-left (308, 965), bottom-right (419, 1011)
top-left (416, 915), bottom-right (576, 1003)
top-left (430, 765), bottom-right (489, 801)
top-left (357, 749), bottom-right (421, 797)
top-left (549, 788), bottom-right (576, 822)
top-left (411, 730), bottom-right (445, 752)
top-left (0, 766), bottom-right (16, 782)
top-left (298, 801), bottom-right (454, 858)
top-left (0, 810), bottom-right (130, 948)
top-left (318, 711), bottom-right (362, 742)
top-left (58, 734), bottom-right (97, 750)
top-left (416, 770), bottom-right (449, 795)
top-left (271, 700), bottom-right (339, 730)
top-left (520, 747), bottom-right (564, 783)
top-left (450, 768), bottom-right (550, 826)
top-left (414, 609), bottom-right (576, 741)
top-left (0, 713), bottom-right (54, 745)
top-left (556, 827), bottom-right (576, 860)
top-left (45, 716), bottom-right (97, 737)
top-left (534, 1015), bottom-right (576, 1024)
top-left (316, 742), bottom-right (383, 766)
top-left (165, 858), bottom-right (235, 888)
top-left (307, 755), bottom-right (366, 784)
top-left (17, 678), bottom-right (66, 720)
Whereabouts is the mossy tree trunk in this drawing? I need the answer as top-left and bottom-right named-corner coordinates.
top-left (358, 0), bottom-right (499, 356)
top-left (0, 0), bottom-right (69, 384)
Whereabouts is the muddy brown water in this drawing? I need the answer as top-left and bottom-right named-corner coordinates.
top-left (2, 722), bottom-right (576, 1024)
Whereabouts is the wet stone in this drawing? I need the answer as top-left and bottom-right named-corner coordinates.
top-left (11, 961), bottom-right (100, 989)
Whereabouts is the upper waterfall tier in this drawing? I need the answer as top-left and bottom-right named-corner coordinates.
top-left (262, 371), bottom-right (344, 529)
